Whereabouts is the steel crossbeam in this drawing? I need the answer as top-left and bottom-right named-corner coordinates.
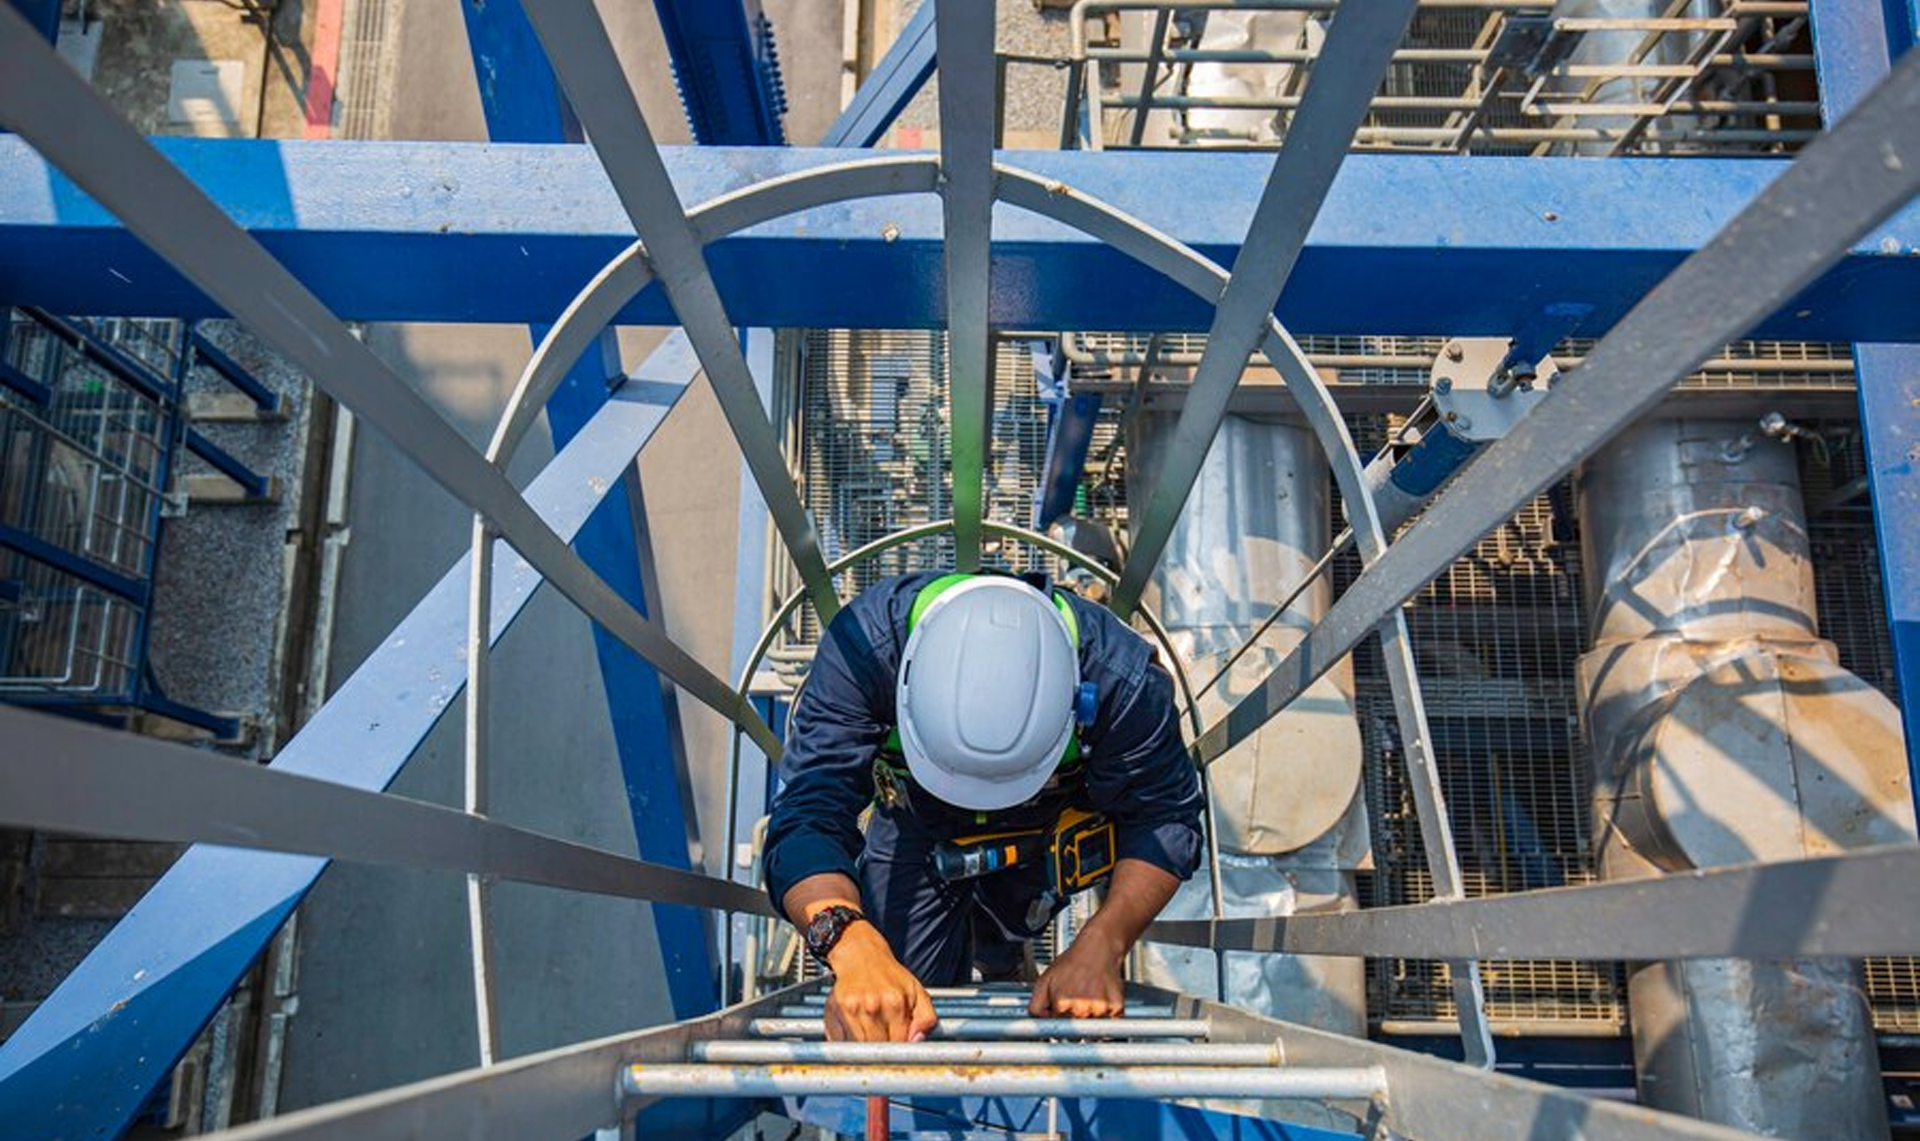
top-left (1148, 842), bottom-right (1920, 960)
top-left (0, 703), bottom-right (773, 916)
top-left (936, 0), bottom-right (999, 569)
top-left (7, 692), bottom-right (1911, 965)
top-left (520, 0), bottom-right (839, 622)
top-left (6, 139), bottom-right (1920, 340)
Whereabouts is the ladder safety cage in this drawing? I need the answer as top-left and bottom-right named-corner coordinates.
top-left (0, 1), bottom-right (1917, 1140)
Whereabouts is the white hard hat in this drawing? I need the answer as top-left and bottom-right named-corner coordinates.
top-left (896, 577), bottom-right (1080, 811)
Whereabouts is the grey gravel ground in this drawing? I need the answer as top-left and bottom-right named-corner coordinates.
top-left (895, 0), bottom-right (1075, 140)
top-left (145, 321), bottom-right (314, 744)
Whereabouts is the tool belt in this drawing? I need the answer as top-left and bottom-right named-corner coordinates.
top-left (929, 805), bottom-right (1118, 902)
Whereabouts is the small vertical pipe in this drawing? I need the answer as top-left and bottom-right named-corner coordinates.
top-left (465, 518), bottom-right (501, 1065)
top-left (865, 1095), bottom-right (889, 1141)
top-left (1128, 9), bottom-right (1173, 147)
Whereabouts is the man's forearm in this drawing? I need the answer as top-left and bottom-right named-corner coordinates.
top-left (782, 871), bottom-right (864, 925)
top-left (1077, 857), bottom-right (1181, 959)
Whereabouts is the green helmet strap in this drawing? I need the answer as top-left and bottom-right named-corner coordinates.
top-left (906, 572), bottom-right (1080, 646)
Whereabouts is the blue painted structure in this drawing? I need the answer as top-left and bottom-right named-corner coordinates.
top-left (0, 356), bottom-right (698, 1138)
top-left (5, 141), bottom-right (1920, 340)
top-left (1032, 341), bottom-right (1104, 530)
top-left (0, 9), bottom-right (938, 1137)
top-left (456, 0), bottom-right (718, 1023)
top-left (0, 307), bottom-right (265, 738)
top-left (4, 0), bottom-right (1920, 1135)
top-left (651, 0), bottom-right (787, 145)
top-left (1810, 0), bottom-right (1920, 800)
top-left (11, 0), bottom-right (56, 42)
top-left (819, 0), bottom-right (937, 148)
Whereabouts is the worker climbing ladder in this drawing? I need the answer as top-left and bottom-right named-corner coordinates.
top-left (1, 0), bottom-right (1919, 1138)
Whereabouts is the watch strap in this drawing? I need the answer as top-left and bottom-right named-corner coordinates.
top-left (804, 904), bottom-right (867, 968)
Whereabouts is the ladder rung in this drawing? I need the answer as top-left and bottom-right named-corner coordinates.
top-left (623, 1063), bottom-right (1385, 1101)
top-left (691, 1040), bottom-right (1283, 1066)
top-left (776, 1003), bottom-right (1176, 1018)
top-left (747, 1017), bottom-right (1211, 1040)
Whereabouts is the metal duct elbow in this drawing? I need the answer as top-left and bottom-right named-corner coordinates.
top-left (1577, 418), bottom-right (1915, 874)
top-left (1575, 418), bottom-right (1914, 1140)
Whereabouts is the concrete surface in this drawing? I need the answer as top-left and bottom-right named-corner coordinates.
top-left (82, 0), bottom-right (323, 139)
top-left (277, 0), bottom-right (847, 1109)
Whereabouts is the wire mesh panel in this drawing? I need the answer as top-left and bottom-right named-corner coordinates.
top-left (1079, 0), bottom-right (1821, 155)
top-left (0, 311), bottom-right (175, 701)
top-left (784, 329), bottom-right (1058, 652)
top-left (1332, 414), bottom-right (1625, 1030)
top-left (1802, 426), bottom-right (1918, 1034)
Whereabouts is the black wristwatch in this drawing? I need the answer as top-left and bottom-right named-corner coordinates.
top-left (803, 904), bottom-right (868, 969)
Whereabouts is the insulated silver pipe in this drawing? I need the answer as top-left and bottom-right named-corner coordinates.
top-left (691, 1041), bottom-right (1284, 1065)
top-left (749, 1018), bottom-right (1211, 1040)
top-left (623, 1063), bottom-right (1385, 1101)
top-left (1576, 418), bottom-right (1907, 1139)
top-left (1128, 412), bottom-right (1369, 1034)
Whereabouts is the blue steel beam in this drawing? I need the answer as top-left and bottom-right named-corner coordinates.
top-left (187, 330), bottom-right (281, 414)
top-left (4, 140), bottom-right (1919, 341)
top-left (0, 363), bottom-right (694, 1140)
top-left (184, 427), bottom-right (273, 500)
top-left (819, 0), bottom-right (936, 148)
top-left (0, 521), bottom-right (149, 604)
top-left (0, 28), bottom-right (934, 1137)
top-left (1810, 0), bottom-right (1920, 785)
top-left (456, 0), bottom-right (717, 1022)
top-left (651, 0), bottom-right (786, 145)
top-left (1032, 344), bottom-right (1103, 530)
top-left (4, 0), bottom-right (58, 42)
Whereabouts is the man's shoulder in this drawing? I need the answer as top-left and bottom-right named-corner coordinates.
top-left (1059, 592), bottom-right (1153, 688)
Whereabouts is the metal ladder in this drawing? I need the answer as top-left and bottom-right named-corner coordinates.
top-left (620, 984), bottom-right (1387, 1126)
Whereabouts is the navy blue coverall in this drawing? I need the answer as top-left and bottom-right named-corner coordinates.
top-left (762, 571), bottom-right (1205, 985)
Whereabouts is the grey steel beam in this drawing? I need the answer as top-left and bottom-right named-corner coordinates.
top-left (620, 1063), bottom-right (1387, 1101)
top-left (1147, 842), bottom-right (1920, 960)
top-left (749, 1018), bottom-right (1212, 1040)
top-left (0, 8), bottom-right (776, 754)
top-left (1193, 48), bottom-right (1920, 765)
top-left (198, 987), bottom-right (808, 1141)
top-left (197, 980), bottom-right (1786, 1141)
top-left (0, 703), bottom-right (774, 917)
top-left (1110, 0), bottom-right (1422, 616)
top-left (690, 1041), bottom-right (1282, 1065)
top-left (935, 0), bottom-right (999, 569)
top-left (520, 0), bottom-right (840, 621)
